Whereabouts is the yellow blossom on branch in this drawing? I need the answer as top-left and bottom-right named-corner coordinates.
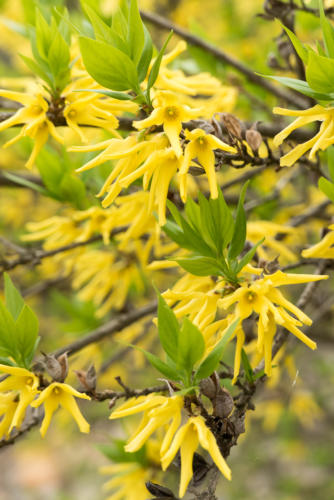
top-left (133, 90), bottom-right (202, 157)
top-left (0, 364), bottom-right (39, 431)
top-left (161, 416), bottom-right (231, 498)
top-left (0, 90), bottom-right (64, 168)
top-left (179, 128), bottom-right (236, 202)
top-left (302, 224), bottom-right (334, 259)
top-left (219, 270), bottom-right (327, 376)
top-left (273, 105), bottom-right (334, 167)
top-left (31, 381), bottom-right (90, 437)
top-left (109, 394), bottom-right (184, 456)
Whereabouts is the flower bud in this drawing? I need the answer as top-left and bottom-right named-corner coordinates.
top-left (213, 387), bottom-right (234, 419)
top-left (245, 129), bottom-right (262, 152)
top-left (199, 377), bottom-right (217, 399)
top-left (42, 352), bottom-right (67, 382)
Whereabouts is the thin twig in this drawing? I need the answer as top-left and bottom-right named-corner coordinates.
top-left (140, 9), bottom-right (309, 108)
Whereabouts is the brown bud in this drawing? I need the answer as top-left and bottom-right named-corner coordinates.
top-left (220, 113), bottom-right (242, 139)
top-left (145, 482), bottom-right (176, 498)
top-left (74, 364), bottom-right (96, 392)
top-left (245, 129), bottom-right (262, 152)
top-left (213, 387), bottom-right (234, 419)
top-left (42, 353), bottom-right (64, 382)
top-left (199, 377), bottom-right (217, 399)
top-left (57, 352), bottom-right (69, 381)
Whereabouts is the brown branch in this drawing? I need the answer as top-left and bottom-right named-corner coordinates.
top-left (0, 227), bottom-right (127, 273)
top-left (0, 413), bottom-right (42, 449)
top-left (92, 383), bottom-right (166, 402)
top-left (52, 300), bottom-right (157, 358)
top-left (140, 9), bottom-right (309, 108)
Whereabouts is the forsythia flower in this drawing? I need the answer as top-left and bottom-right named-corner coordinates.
top-left (133, 91), bottom-right (202, 157)
top-left (161, 416), bottom-right (231, 498)
top-left (179, 128), bottom-right (236, 201)
top-left (109, 394), bottom-right (184, 456)
top-left (0, 364), bottom-right (39, 432)
top-left (219, 270), bottom-right (327, 376)
top-left (100, 463), bottom-right (152, 500)
top-left (0, 90), bottom-right (63, 168)
top-left (0, 394), bottom-right (20, 439)
top-left (273, 105), bottom-right (334, 167)
top-left (302, 225), bottom-right (334, 259)
top-left (63, 93), bottom-right (121, 143)
top-left (31, 382), bottom-right (90, 437)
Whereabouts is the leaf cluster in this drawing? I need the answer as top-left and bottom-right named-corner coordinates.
top-left (0, 274), bottom-right (40, 369)
top-left (22, 7), bottom-right (71, 96)
top-left (79, 0), bottom-right (172, 106)
top-left (162, 184), bottom-right (263, 284)
top-left (267, 2), bottom-right (334, 102)
top-left (137, 293), bottom-right (239, 392)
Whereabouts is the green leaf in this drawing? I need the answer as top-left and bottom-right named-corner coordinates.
top-left (1, 171), bottom-right (48, 196)
top-left (142, 349), bottom-right (181, 381)
top-left (157, 294), bottom-right (179, 362)
top-left (47, 29), bottom-right (70, 87)
top-left (194, 318), bottom-right (239, 383)
top-left (241, 348), bottom-right (254, 383)
top-left (79, 36), bottom-right (140, 91)
top-left (228, 182), bottom-right (249, 260)
top-left (20, 55), bottom-right (53, 88)
top-left (319, 176), bottom-right (334, 202)
top-left (98, 441), bottom-right (147, 465)
top-left (75, 88), bottom-right (134, 100)
top-left (327, 147), bottom-right (334, 182)
top-left (127, 0), bottom-right (145, 67)
top-left (137, 24), bottom-right (153, 82)
top-left (0, 300), bottom-right (17, 359)
top-left (15, 305), bottom-right (39, 367)
top-left (320, 0), bottom-right (334, 58)
top-left (83, 4), bottom-right (114, 44)
top-left (236, 237), bottom-right (265, 273)
top-left (306, 51), bottom-right (334, 93)
top-left (147, 30), bottom-right (173, 90)
top-left (177, 318), bottom-right (205, 374)
top-left (263, 75), bottom-right (334, 101)
top-left (4, 274), bottom-right (24, 321)
top-left (0, 357), bottom-right (16, 367)
top-left (282, 25), bottom-right (308, 63)
top-left (174, 256), bottom-right (223, 277)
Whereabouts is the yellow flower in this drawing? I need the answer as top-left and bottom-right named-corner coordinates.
top-left (179, 128), bottom-right (236, 201)
top-left (161, 416), bottom-right (231, 498)
top-left (219, 270), bottom-right (327, 376)
top-left (109, 394), bottom-right (184, 456)
top-left (273, 105), bottom-right (334, 167)
top-left (133, 90), bottom-right (202, 157)
top-left (100, 462), bottom-right (151, 500)
top-left (0, 393), bottom-right (19, 439)
top-left (31, 381), bottom-right (90, 437)
top-left (0, 90), bottom-right (64, 168)
top-left (247, 221), bottom-right (296, 262)
top-left (63, 93), bottom-right (121, 143)
top-left (0, 364), bottom-right (39, 431)
top-left (302, 224), bottom-right (334, 259)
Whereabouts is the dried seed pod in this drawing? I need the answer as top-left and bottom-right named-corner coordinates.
top-left (57, 352), bottom-right (69, 381)
top-left (220, 113), bottom-right (243, 139)
top-left (42, 353), bottom-right (63, 382)
top-left (213, 387), bottom-right (234, 419)
top-left (74, 364), bottom-right (96, 392)
top-left (199, 377), bottom-right (217, 399)
top-left (245, 129), bottom-right (262, 152)
top-left (145, 481), bottom-right (176, 498)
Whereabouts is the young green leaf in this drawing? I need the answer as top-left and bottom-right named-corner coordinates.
top-left (127, 0), bottom-right (145, 67)
top-left (306, 51), bottom-right (334, 93)
top-left (194, 318), bottom-right (239, 382)
top-left (282, 25), bottom-right (308, 63)
top-left (4, 274), bottom-right (24, 321)
top-left (262, 75), bottom-right (334, 101)
top-left (142, 349), bottom-right (181, 381)
top-left (157, 293), bottom-right (179, 362)
top-left (79, 36), bottom-right (140, 91)
top-left (147, 30), bottom-right (173, 91)
top-left (177, 318), bottom-right (205, 374)
top-left (228, 181), bottom-right (249, 260)
top-left (319, 176), bottom-right (334, 202)
top-left (174, 256), bottom-right (223, 277)
top-left (15, 305), bottom-right (39, 367)
top-left (236, 237), bottom-right (265, 273)
top-left (320, 0), bottom-right (334, 58)
top-left (241, 348), bottom-right (254, 383)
